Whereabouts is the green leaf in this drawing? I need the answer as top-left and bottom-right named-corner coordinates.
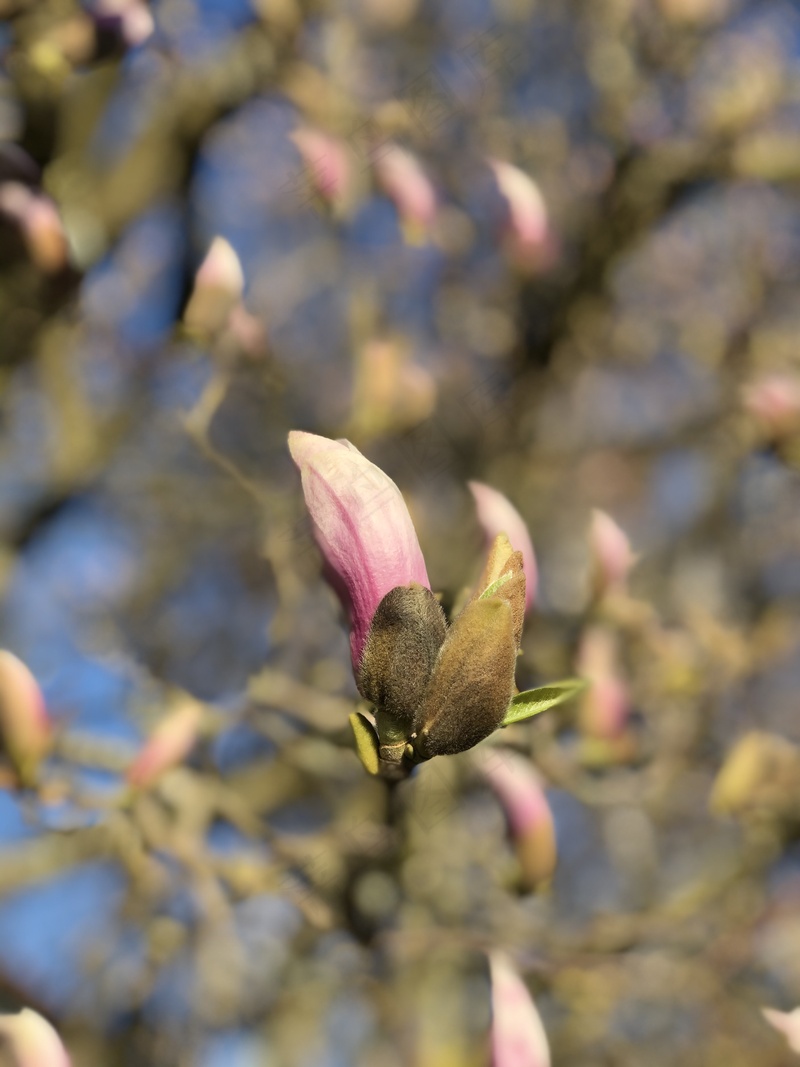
top-left (478, 570), bottom-right (514, 599)
top-left (349, 711), bottom-right (380, 775)
top-left (501, 678), bottom-right (587, 727)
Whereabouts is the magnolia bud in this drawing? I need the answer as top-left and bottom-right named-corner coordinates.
top-left (576, 626), bottom-right (630, 740)
top-left (762, 1007), bottom-right (800, 1055)
top-left (469, 482), bottom-right (537, 611)
top-left (290, 127), bottom-right (353, 211)
top-left (0, 1009), bottom-right (71, 1067)
top-left (489, 953), bottom-right (551, 1067)
top-left (374, 145), bottom-right (437, 244)
top-left (0, 651), bottom-right (51, 786)
top-left (127, 695), bottom-right (204, 789)
top-left (476, 748), bottom-right (557, 889)
top-left (710, 731), bottom-right (800, 818)
top-left (291, 432), bottom-right (530, 775)
top-left (589, 509), bottom-right (634, 598)
top-left (489, 160), bottom-right (552, 272)
top-left (183, 237), bottom-right (245, 337)
top-left (712, 734), bottom-right (797, 815)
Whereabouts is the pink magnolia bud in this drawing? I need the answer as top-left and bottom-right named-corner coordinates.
top-left (0, 1009), bottom-right (72, 1067)
top-left (469, 482), bottom-right (537, 610)
top-left (576, 626), bottom-right (630, 740)
top-left (0, 182), bottom-right (68, 273)
top-left (589, 509), bottom-right (634, 597)
top-left (489, 953), bottom-right (551, 1067)
top-left (0, 651), bottom-right (51, 786)
top-left (92, 0), bottom-right (155, 47)
top-left (489, 160), bottom-right (551, 271)
top-left (288, 431), bottom-right (430, 673)
top-left (762, 1007), bottom-right (800, 1054)
top-left (742, 374), bottom-right (800, 440)
top-left (127, 696), bottom-right (203, 788)
top-left (476, 748), bottom-right (556, 889)
top-left (374, 145), bottom-right (437, 243)
top-left (183, 237), bottom-right (245, 336)
top-left (290, 127), bottom-right (353, 210)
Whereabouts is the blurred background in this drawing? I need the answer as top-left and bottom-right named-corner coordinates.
top-left (2, 0), bottom-right (800, 1063)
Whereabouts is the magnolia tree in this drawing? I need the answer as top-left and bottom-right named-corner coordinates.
top-left (1, 0), bottom-right (800, 1065)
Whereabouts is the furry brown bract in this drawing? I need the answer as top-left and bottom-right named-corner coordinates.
top-left (357, 583), bottom-right (447, 726)
top-left (413, 597), bottom-right (517, 759)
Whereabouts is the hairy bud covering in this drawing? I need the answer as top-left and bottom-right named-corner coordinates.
top-left (413, 598), bottom-right (517, 759)
top-left (357, 583), bottom-right (446, 725)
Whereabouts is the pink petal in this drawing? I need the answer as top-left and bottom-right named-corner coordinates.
top-left (0, 1009), bottom-right (72, 1067)
top-left (289, 431), bottom-right (430, 671)
top-left (762, 1007), bottom-right (800, 1054)
top-left (489, 953), bottom-right (551, 1067)
top-left (469, 482), bottom-right (537, 610)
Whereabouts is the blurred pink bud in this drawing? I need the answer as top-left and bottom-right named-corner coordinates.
top-left (0, 651), bottom-right (51, 785)
top-left (374, 145), bottom-right (437, 242)
top-left (0, 183), bottom-right (68, 273)
top-left (762, 1007), bottom-right (800, 1054)
top-left (490, 160), bottom-right (551, 270)
top-left (476, 748), bottom-right (556, 888)
top-left (184, 237), bottom-right (245, 336)
top-left (92, 0), bottom-right (155, 46)
top-left (742, 374), bottom-right (800, 439)
top-left (127, 696), bottom-right (203, 788)
top-left (576, 626), bottom-right (630, 740)
top-left (589, 509), bottom-right (634, 596)
top-left (291, 127), bottom-right (352, 209)
top-left (0, 1009), bottom-right (71, 1067)
top-left (489, 953), bottom-right (551, 1067)
top-left (469, 482), bottom-right (537, 610)
top-left (289, 431), bottom-right (430, 673)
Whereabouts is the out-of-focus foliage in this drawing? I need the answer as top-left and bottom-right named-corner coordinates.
top-left (2, 0), bottom-right (800, 1063)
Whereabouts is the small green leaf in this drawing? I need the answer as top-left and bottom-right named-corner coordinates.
top-left (501, 678), bottom-right (587, 727)
top-left (350, 711), bottom-right (381, 775)
top-left (479, 570), bottom-right (514, 599)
